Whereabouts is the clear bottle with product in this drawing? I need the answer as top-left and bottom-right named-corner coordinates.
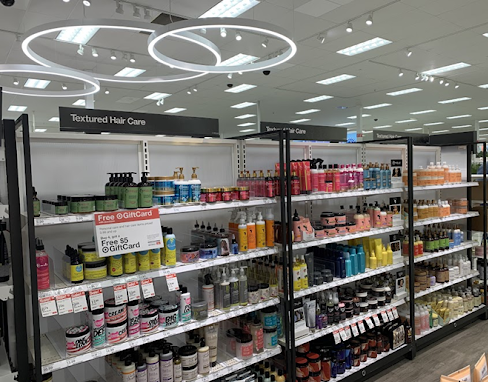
top-left (269, 264), bottom-right (278, 297)
top-left (220, 269), bottom-right (231, 311)
top-left (239, 267), bottom-right (248, 306)
top-left (229, 268), bottom-right (239, 307)
top-left (188, 167), bottom-right (201, 203)
top-left (251, 317), bottom-right (264, 354)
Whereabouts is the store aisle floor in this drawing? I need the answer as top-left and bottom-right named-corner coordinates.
top-left (374, 317), bottom-right (488, 382)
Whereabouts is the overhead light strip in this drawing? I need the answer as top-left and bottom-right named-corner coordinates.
top-left (199, 0), bottom-right (260, 18)
top-left (387, 88), bottom-right (422, 96)
top-left (304, 95), bottom-right (333, 102)
top-left (422, 62), bottom-right (471, 75)
top-left (336, 37), bottom-right (392, 56)
top-left (317, 74), bottom-right (355, 85)
top-left (225, 84), bottom-right (257, 93)
top-left (364, 103), bottom-right (391, 109)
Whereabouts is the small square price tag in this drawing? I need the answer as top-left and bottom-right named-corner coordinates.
top-left (372, 314), bottom-right (381, 326)
top-left (89, 289), bottom-right (104, 310)
top-left (351, 323), bottom-right (359, 337)
top-left (333, 330), bottom-right (341, 344)
top-left (127, 281), bottom-right (141, 302)
top-left (339, 328), bottom-right (348, 341)
top-left (39, 297), bottom-right (58, 317)
top-left (392, 307), bottom-right (399, 319)
top-left (365, 317), bottom-right (375, 329)
top-left (358, 320), bottom-right (366, 334)
top-left (141, 279), bottom-right (155, 299)
top-left (71, 292), bottom-right (88, 313)
top-left (165, 274), bottom-right (180, 292)
top-left (381, 311), bottom-right (389, 323)
top-left (114, 284), bottom-right (128, 305)
top-left (387, 309), bottom-right (395, 321)
top-left (56, 294), bottom-right (73, 315)
top-left (344, 326), bottom-right (352, 339)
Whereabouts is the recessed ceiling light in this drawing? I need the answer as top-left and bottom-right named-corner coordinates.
top-left (239, 128), bottom-right (256, 133)
top-left (431, 130), bottom-right (449, 134)
top-left (101, 132), bottom-right (111, 135)
top-left (405, 128), bottom-right (422, 131)
top-left (478, 84), bottom-right (488, 89)
top-left (290, 119), bottom-right (311, 123)
top-left (34, 129), bottom-right (47, 132)
top-left (395, 119), bottom-right (417, 123)
top-left (225, 84), bottom-right (257, 93)
top-left (199, 0), bottom-right (259, 18)
top-left (144, 92), bottom-right (171, 100)
top-left (165, 108), bottom-right (186, 114)
top-left (452, 125), bottom-right (472, 129)
top-left (220, 27), bottom-right (227, 38)
top-left (478, 107), bottom-right (488, 110)
top-left (238, 122), bottom-right (255, 127)
top-left (347, 114), bottom-right (371, 119)
top-left (129, 54), bottom-right (136, 63)
top-left (8, 105), bottom-right (27, 112)
top-left (114, 67), bottom-right (146, 77)
top-left (296, 109), bottom-right (320, 115)
top-left (91, 48), bottom-right (98, 57)
top-left (363, 103), bottom-right (391, 109)
top-left (480, 128), bottom-right (488, 131)
top-left (104, 88), bottom-right (110, 95)
top-left (218, 53), bottom-right (258, 66)
top-left (304, 95), bottom-right (333, 103)
top-left (424, 122), bottom-right (444, 126)
top-left (406, 49), bottom-right (412, 57)
top-left (373, 125), bottom-right (392, 129)
top-left (479, 120), bottom-right (488, 123)
top-left (235, 114), bottom-right (256, 119)
top-left (62, 83), bottom-right (68, 90)
top-left (438, 97), bottom-right (471, 104)
top-left (422, 62), bottom-right (471, 75)
top-left (336, 122), bottom-right (355, 126)
top-left (73, 99), bottom-right (86, 106)
top-left (56, 26), bottom-right (99, 44)
top-left (446, 115), bottom-right (471, 119)
top-left (317, 74), bottom-right (356, 85)
top-left (261, 38), bottom-right (268, 48)
top-left (336, 37), bottom-right (392, 56)
top-left (410, 110), bottom-right (436, 115)
top-left (83, 0), bottom-right (91, 6)
top-left (231, 102), bottom-right (256, 109)
top-left (24, 79), bottom-right (51, 89)
top-left (155, 135), bottom-right (166, 137)
top-left (387, 88), bottom-right (422, 96)
top-left (49, 117), bottom-right (60, 122)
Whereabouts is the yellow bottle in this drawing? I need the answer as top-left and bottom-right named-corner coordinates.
top-left (137, 250), bottom-right (150, 271)
top-left (247, 214), bottom-right (256, 250)
top-left (300, 255), bottom-right (308, 290)
top-left (369, 249), bottom-right (377, 270)
top-left (265, 209), bottom-right (275, 247)
top-left (149, 248), bottom-right (161, 269)
top-left (382, 245), bottom-right (388, 266)
top-left (387, 245), bottom-right (393, 265)
top-left (365, 249), bottom-right (370, 269)
top-left (109, 255), bottom-right (123, 276)
top-left (123, 252), bottom-right (137, 274)
top-left (238, 217), bottom-right (248, 252)
top-left (293, 256), bottom-right (302, 291)
top-left (256, 212), bottom-right (266, 248)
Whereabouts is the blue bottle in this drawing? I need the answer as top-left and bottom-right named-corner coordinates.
top-left (344, 253), bottom-right (352, 277)
top-left (386, 164), bottom-right (392, 188)
top-left (350, 248), bottom-right (357, 275)
top-left (357, 245), bottom-right (366, 273)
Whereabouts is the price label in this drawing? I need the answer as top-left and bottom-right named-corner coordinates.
top-left (127, 281), bottom-right (140, 301)
top-left (141, 279), bottom-right (155, 299)
top-left (344, 326), bottom-right (352, 339)
top-left (166, 274), bottom-right (180, 292)
top-left (387, 309), bottom-right (395, 321)
top-left (358, 321), bottom-right (366, 334)
top-left (94, 208), bottom-right (164, 257)
top-left (372, 314), bottom-right (381, 326)
top-left (392, 307), bottom-right (399, 319)
top-left (56, 294), bottom-right (73, 315)
top-left (89, 289), bottom-right (104, 310)
top-left (114, 284), bottom-right (128, 305)
top-left (365, 317), bottom-right (375, 329)
top-left (72, 291), bottom-right (88, 313)
top-left (39, 297), bottom-right (58, 317)
top-left (351, 323), bottom-right (359, 337)
top-left (333, 330), bottom-right (341, 344)
top-left (339, 328), bottom-right (348, 341)
top-left (381, 311), bottom-right (389, 322)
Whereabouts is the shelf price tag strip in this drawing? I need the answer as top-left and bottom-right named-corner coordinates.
top-left (39, 297), bottom-right (58, 318)
top-left (55, 294), bottom-right (73, 315)
top-left (71, 291), bottom-right (88, 313)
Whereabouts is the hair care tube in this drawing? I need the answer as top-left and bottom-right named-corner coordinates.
top-left (204, 324), bottom-right (219, 367)
top-left (304, 300), bottom-right (316, 329)
top-left (179, 287), bottom-right (191, 323)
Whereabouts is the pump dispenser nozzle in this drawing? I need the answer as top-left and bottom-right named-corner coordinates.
top-left (176, 167), bottom-right (185, 180)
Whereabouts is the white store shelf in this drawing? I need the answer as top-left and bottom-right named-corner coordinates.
top-left (281, 225), bottom-right (403, 251)
top-left (414, 271), bottom-right (479, 299)
top-left (38, 248), bottom-right (276, 299)
top-left (288, 299), bottom-right (406, 347)
top-left (34, 198), bottom-right (277, 227)
top-left (413, 211), bottom-right (479, 228)
top-left (416, 304), bottom-right (485, 340)
top-left (411, 241), bottom-right (477, 264)
top-left (292, 263), bottom-right (406, 299)
top-left (287, 187), bottom-right (403, 202)
top-left (36, 298), bottom-right (279, 373)
top-left (409, 182), bottom-right (478, 192)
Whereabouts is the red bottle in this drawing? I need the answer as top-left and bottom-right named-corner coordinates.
top-left (291, 172), bottom-right (300, 196)
top-left (265, 170), bottom-right (275, 198)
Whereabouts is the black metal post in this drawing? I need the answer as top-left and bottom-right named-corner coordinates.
top-left (483, 142), bottom-right (487, 318)
top-left (3, 119), bottom-right (30, 382)
top-left (407, 137), bottom-right (416, 359)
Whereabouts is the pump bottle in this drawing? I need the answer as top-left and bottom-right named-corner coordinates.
top-left (238, 217), bottom-right (248, 252)
top-left (176, 168), bottom-right (190, 203)
top-left (265, 209), bottom-right (275, 247)
top-left (146, 351), bottom-right (159, 382)
top-left (136, 356), bottom-right (147, 382)
top-left (138, 172), bottom-right (153, 208)
top-left (189, 167), bottom-right (201, 203)
top-left (247, 213), bottom-right (256, 250)
top-left (160, 346), bottom-right (174, 382)
top-left (124, 172), bottom-right (139, 209)
top-left (229, 268), bottom-right (239, 307)
top-left (220, 269), bottom-right (231, 311)
top-left (239, 267), bottom-right (248, 306)
top-left (106, 173), bottom-right (115, 196)
top-left (198, 339), bottom-right (210, 375)
top-left (293, 210), bottom-right (302, 242)
top-left (121, 357), bottom-right (136, 382)
top-left (256, 212), bottom-right (266, 248)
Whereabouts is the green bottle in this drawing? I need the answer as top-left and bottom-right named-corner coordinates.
top-left (138, 171), bottom-right (153, 208)
top-left (124, 172), bottom-right (139, 209)
top-left (118, 173), bottom-right (127, 208)
top-left (106, 173), bottom-right (115, 196)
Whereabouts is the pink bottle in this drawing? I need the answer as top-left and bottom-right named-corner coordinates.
top-left (340, 165), bottom-right (347, 192)
top-left (36, 238), bottom-right (50, 290)
top-left (318, 161), bottom-right (326, 192)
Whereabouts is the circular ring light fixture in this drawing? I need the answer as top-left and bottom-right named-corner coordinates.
top-left (148, 18), bottom-right (297, 74)
top-left (22, 19), bottom-right (221, 83)
top-left (0, 64), bottom-right (100, 97)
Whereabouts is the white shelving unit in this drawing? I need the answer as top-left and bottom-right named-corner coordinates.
top-left (411, 241), bottom-right (477, 264)
top-left (413, 211), bottom-right (479, 228)
top-left (414, 271), bottom-right (480, 299)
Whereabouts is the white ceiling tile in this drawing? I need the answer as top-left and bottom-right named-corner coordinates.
top-left (295, 0), bottom-right (340, 17)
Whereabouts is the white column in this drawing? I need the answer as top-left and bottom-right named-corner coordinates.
top-left (475, 119), bottom-right (480, 141)
top-left (357, 107), bottom-right (363, 142)
top-left (256, 101), bottom-right (261, 133)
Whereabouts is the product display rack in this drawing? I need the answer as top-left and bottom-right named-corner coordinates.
top-left (410, 241), bottom-right (477, 264)
top-left (412, 271), bottom-right (480, 299)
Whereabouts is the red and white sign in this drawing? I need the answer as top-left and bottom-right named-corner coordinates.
top-left (94, 208), bottom-right (163, 257)
top-left (39, 297), bottom-right (58, 317)
top-left (72, 291), bottom-right (88, 313)
top-left (141, 279), bottom-right (155, 299)
top-left (89, 289), bottom-right (104, 310)
top-left (56, 294), bottom-right (73, 315)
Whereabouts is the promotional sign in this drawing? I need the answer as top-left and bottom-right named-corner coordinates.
top-left (94, 208), bottom-right (163, 257)
top-left (59, 107), bottom-right (220, 138)
top-left (260, 121), bottom-right (347, 142)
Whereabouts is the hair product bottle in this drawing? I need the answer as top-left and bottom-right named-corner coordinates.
top-left (138, 171), bottom-right (153, 208)
top-left (238, 217), bottom-right (248, 252)
top-left (256, 212), bottom-right (266, 248)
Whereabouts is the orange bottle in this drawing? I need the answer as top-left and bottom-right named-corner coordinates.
top-left (247, 214), bottom-right (256, 250)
